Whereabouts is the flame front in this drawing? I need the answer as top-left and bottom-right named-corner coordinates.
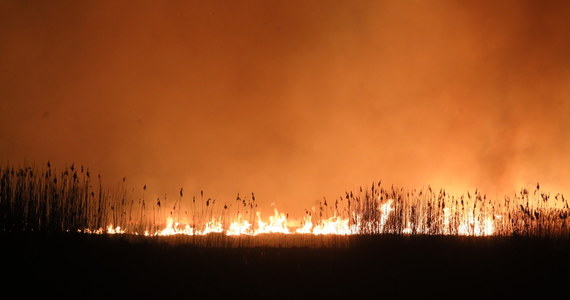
top-left (86, 199), bottom-right (500, 237)
top-left (6, 165), bottom-right (567, 238)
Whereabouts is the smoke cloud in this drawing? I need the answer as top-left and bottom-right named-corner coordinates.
top-left (1, 0), bottom-right (569, 217)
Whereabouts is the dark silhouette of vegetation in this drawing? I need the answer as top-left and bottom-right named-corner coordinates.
top-left (1, 162), bottom-right (569, 241)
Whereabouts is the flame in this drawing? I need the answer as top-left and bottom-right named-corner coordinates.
top-left (158, 217), bottom-right (194, 236)
top-left (295, 215), bottom-right (313, 234)
top-left (254, 209), bottom-right (290, 234)
top-left (402, 224), bottom-right (413, 234)
top-left (226, 209), bottom-right (293, 235)
top-left (106, 225), bottom-right (125, 234)
top-left (145, 209), bottom-right (293, 236)
top-left (455, 211), bottom-right (495, 236)
top-left (312, 213), bottom-right (353, 235)
top-left (379, 199), bottom-right (394, 231)
top-left (226, 215), bottom-right (252, 236)
top-left (202, 218), bottom-right (224, 235)
top-left (85, 199), bottom-right (502, 237)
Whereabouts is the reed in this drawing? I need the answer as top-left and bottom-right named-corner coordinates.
top-left (1, 162), bottom-right (569, 243)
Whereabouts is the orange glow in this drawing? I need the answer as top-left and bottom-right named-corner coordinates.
top-left (2, 1), bottom-right (570, 247)
top-left (3, 1), bottom-right (570, 219)
top-left (105, 225), bottom-right (125, 235)
top-left (83, 199), bottom-right (508, 237)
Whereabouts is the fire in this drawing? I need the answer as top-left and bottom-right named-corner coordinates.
top-left (295, 215), bottom-right (313, 234)
top-left (311, 214), bottom-right (353, 235)
top-left (106, 225), bottom-right (125, 234)
top-left (202, 218), bottom-right (224, 235)
top-left (254, 209), bottom-right (290, 234)
top-left (147, 209), bottom-right (292, 236)
top-left (455, 211), bottom-right (495, 236)
top-left (379, 200), bottom-right (394, 229)
top-left (225, 209), bottom-right (292, 235)
top-left (85, 199), bottom-right (502, 237)
top-left (5, 164), bottom-right (568, 238)
top-left (158, 217), bottom-right (194, 236)
top-left (226, 215), bottom-right (252, 236)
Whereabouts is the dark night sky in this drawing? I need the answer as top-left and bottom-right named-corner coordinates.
top-left (1, 0), bottom-right (569, 217)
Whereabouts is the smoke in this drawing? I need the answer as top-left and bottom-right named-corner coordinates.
top-left (1, 0), bottom-right (569, 216)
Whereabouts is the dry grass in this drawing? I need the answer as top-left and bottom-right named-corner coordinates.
top-left (1, 163), bottom-right (569, 242)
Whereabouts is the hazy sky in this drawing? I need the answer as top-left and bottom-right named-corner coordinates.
top-left (1, 0), bottom-right (569, 216)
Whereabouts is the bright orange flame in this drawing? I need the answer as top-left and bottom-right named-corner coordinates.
top-left (254, 209), bottom-right (290, 234)
top-left (106, 225), bottom-right (125, 234)
top-left (84, 200), bottom-right (502, 237)
top-left (226, 215), bottom-right (252, 236)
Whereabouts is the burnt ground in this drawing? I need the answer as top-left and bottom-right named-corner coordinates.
top-left (1, 233), bottom-right (568, 299)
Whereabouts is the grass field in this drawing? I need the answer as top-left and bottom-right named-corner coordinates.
top-left (2, 163), bottom-right (569, 239)
top-left (1, 163), bottom-right (569, 298)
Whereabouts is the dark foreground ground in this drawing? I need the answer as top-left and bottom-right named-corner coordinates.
top-left (1, 233), bottom-right (568, 299)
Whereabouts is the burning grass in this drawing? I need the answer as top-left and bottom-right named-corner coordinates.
top-left (1, 162), bottom-right (569, 245)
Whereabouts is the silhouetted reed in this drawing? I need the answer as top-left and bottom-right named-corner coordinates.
top-left (1, 163), bottom-right (569, 240)
top-left (313, 181), bottom-right (570, 238)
